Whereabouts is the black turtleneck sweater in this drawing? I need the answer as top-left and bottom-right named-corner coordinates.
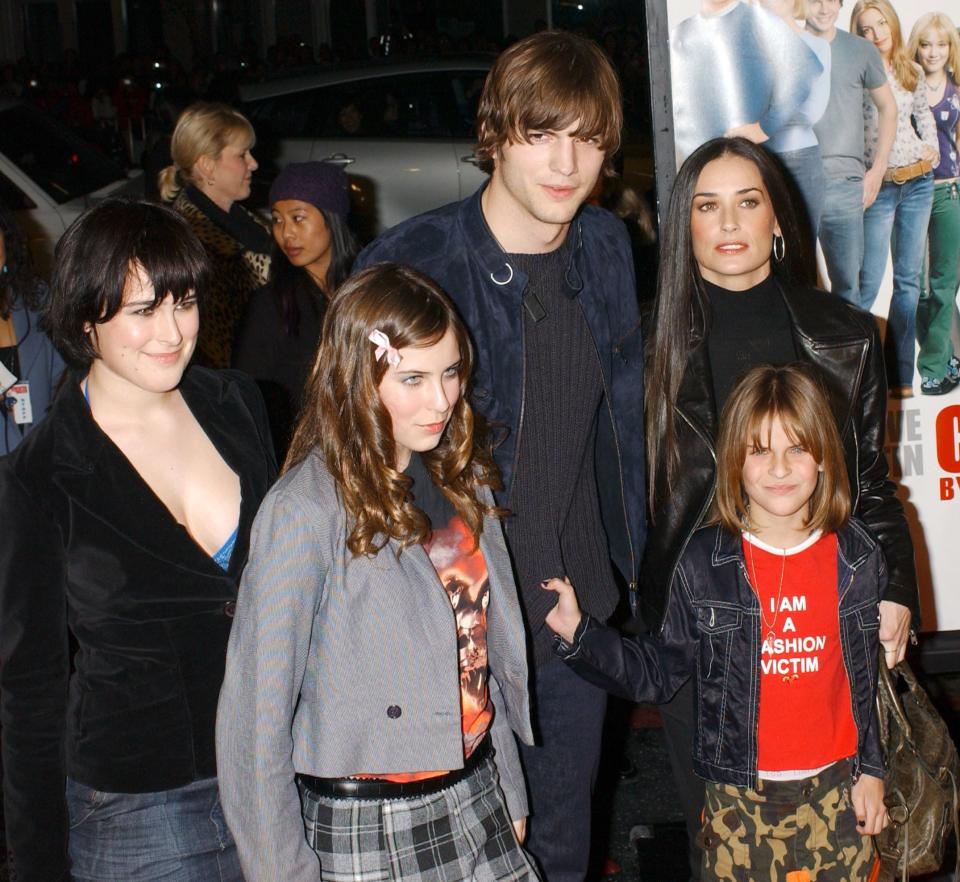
top-left (704, 274), bottom-right (799, 410)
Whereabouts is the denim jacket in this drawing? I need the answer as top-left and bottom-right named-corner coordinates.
top-left (558, 521), bottom-right (885, 788)
top-left (355, 185), bottom-right (646, 588)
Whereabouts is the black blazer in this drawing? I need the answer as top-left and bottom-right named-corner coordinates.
top-left (640, 283), bottom-right (918, 631)
top-left (0, 367), bottom-right (277, 882)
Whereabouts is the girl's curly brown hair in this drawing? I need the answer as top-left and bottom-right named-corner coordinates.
top-left (285, 262), bottom-right (504, 556)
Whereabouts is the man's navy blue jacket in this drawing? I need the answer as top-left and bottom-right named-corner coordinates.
top-left (355, 185), bottom-right (646, 590)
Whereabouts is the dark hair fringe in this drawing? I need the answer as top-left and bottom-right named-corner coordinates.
top-left (46, 199), bottom-right (211, 369)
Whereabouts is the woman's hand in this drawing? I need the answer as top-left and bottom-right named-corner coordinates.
top-left (879, 600), bottom-right (911, 667)
top-left (920, 143), bottom-right (939, 164)
top-left (512, 817), bottom-right (527, 843)
top-left (543, 577), bottom-right (582, 643)
top-left (851, 773), bottom-right (888, 835)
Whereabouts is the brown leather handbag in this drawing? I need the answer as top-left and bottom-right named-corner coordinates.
top-left (874, 656), bottom-right (959, 881)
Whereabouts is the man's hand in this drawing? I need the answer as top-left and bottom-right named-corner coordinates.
top-left (879, 600), bottom-right (911, 668)
top-left (512, 817), bottom-right (527, 843)
top-left (851, 773), bottom-right (888, 835)
top-left (543, 577), bottom-right (582, 643)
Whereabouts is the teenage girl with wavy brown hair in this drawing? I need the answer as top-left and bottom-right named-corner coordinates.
top-left (216, 262), bottom-right (537, 882)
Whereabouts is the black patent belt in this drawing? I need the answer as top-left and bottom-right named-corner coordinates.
top-left (298, 736), bottom-right (492, 800)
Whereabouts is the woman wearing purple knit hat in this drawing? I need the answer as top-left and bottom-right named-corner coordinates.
top-left (234, 161), bottom-right (358, 454)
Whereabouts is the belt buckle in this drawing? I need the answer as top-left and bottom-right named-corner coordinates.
top-left (891, 166), bottom-right (910, 185)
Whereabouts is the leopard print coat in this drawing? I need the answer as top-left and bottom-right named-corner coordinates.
top-left (173, 189), bottom-right (271, 369)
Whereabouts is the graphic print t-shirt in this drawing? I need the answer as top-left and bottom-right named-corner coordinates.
top-left (373, 454), bottom-right (493, 782)
top-left (745, 530), bottom-right (858, 778)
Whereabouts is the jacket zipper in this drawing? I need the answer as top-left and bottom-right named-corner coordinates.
top-left (575, 299), bottom-right (636, 588)
top-left (506, 308), bottom-right (527, 508)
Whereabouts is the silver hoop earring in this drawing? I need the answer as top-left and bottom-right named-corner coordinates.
top-left (773, 234), bottom-right (786, 263)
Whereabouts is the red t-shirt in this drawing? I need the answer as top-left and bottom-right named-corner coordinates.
top-left (744, 531), bottom-right (858, 776)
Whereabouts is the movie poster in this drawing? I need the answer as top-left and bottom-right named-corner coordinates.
top-left (655, 0), bottom-right (960, 634)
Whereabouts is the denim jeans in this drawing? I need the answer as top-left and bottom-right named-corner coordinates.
top-left (518, 656), bottom-right (607, 882)
top-left (776, 145), bottom-right (826, 241)
top-left (860, 172), bottom-right (934, 387)
top-left (918, 179), bottom-right (960, 380)
top-left (66, 776), bottom-right (243, 881)
top-left (819, 176), bottom-right (865, 305)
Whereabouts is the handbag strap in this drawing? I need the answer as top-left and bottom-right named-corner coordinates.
top-left (878, 653), bottom-right (913, 741)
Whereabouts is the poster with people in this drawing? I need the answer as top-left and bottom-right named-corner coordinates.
top-left (656, 0), bottom-right (960, 635)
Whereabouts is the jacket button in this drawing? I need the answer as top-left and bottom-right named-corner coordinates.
top-left (224, 600), bottom-right (237, 617)
top-left (387, 705), bottom-right (402, 719)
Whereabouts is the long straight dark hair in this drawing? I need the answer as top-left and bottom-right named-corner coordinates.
top-left (646, 137), bottom-right (809, 504)
top-left (268, 209), bottom-right (358, 337)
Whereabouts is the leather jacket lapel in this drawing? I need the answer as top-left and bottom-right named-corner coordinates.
top-left (781, 285), bottom-right (868, 440)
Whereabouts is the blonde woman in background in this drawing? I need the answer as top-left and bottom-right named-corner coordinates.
top-left (159, 102), bottom-right (271, 368)
top-left (908, 12), bottom-right (960, 395)
top-left (852, 0), bottom-right (938, 397)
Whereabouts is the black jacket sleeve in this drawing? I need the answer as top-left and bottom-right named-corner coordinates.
top-left (0, 460), bottom-right (72, 881)
top-left (854, 321), bottom-right (919, 624)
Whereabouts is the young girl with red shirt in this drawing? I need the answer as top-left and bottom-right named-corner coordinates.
top-left (544, 363), bottom-right (888, 882)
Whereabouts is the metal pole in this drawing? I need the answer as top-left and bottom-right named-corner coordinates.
top-left (644, 0), bottom-right (676, 222)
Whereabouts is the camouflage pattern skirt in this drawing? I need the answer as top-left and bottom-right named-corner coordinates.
top-left (698, 759), bottom-right (877, 882)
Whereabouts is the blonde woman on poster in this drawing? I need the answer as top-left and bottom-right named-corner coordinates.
top-left (853, 0), bottom-right (938, 397)
top-left (909, 12), bottom-right (960, 396)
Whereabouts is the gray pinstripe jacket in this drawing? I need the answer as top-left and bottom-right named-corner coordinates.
top-left (216, 452), bottom-right (533, 881)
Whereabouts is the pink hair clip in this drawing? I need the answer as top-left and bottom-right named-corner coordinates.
top-left (368, 329), bottom-right (402, 367)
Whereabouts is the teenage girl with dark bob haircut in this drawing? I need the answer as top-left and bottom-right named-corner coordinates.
top-left (636, 136), bottom-right (917, 879)
top-left (0, 199), bottom-right (276, 881)
top-left (217, 262), bottom-right (536, 881)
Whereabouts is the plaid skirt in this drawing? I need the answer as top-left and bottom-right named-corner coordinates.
top-left (301, 756), bottom-right (539, 882)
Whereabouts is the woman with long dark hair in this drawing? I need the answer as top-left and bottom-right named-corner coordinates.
top-left (0, 199), bottom-right (276, 881)
top-left (641, 136), bottom-right (916, 880)
top-left (0, 204), bottom-right (64, 454)
top-left (217, 263), bottom-right (535, 881)
top-left (233, 161), bottom-right (358, 454)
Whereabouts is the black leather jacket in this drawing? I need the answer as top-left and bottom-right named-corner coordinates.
top-left (640, 283), bottom-right (918, 632)
top-left (560, 521), bottom-right (885, 788)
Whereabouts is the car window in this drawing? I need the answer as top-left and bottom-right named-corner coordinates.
top-left (313, 74), bottom-right (456, 139)
top-left (246, 90), bottom-right (318, 141)
top-left (448, 73), bottom-right (486, 139)
top-left (0, 105), bottom-right (126, 204)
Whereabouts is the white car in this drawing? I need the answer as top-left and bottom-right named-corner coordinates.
top-left (240, 59), bottom-right (493, 239)
top-left (0, 100), bottom-right (142, 277)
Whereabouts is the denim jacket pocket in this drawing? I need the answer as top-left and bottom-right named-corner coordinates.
top-left (855, 603), bottom-right (880, 631)
top-left (697, 605), bottom-right (743, 635)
